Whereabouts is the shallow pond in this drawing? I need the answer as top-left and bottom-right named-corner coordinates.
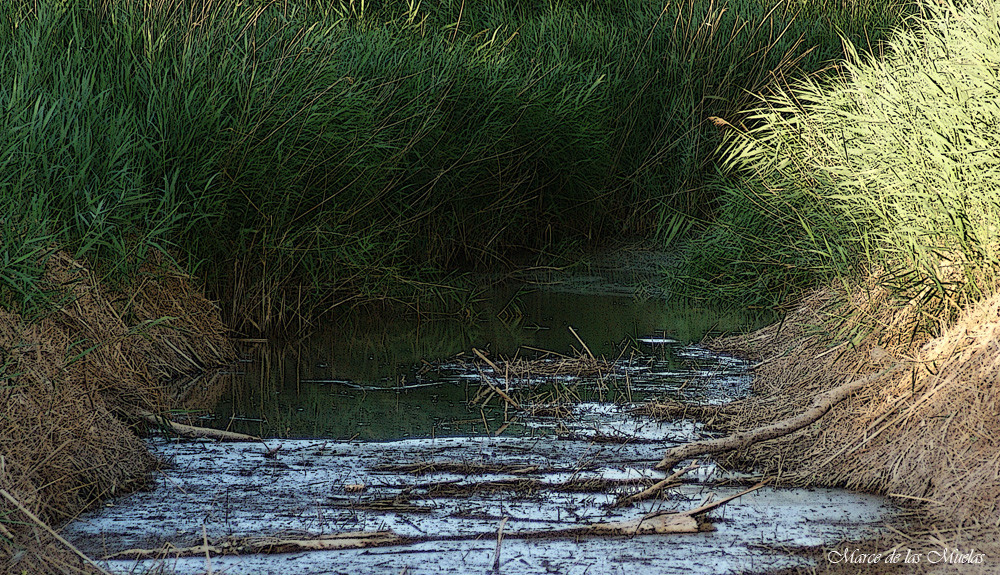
top-left (63, 285), bottom-right (897, 574)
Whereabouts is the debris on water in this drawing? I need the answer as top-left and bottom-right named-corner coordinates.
top-left (638, 336), bottom-right (679, 345)
top-left (64, 423), bottom-right (895, 575)
top-left (60, 302), bottom-right (895, 575)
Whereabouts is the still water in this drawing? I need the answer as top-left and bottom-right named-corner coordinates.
top-left (185, 290), bottom-right (765, 439)
top-left (64, 286), bottom-right (896, 574)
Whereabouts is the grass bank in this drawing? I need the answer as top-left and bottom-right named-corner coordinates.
top-left (0, 0), bottom-right (908, 332)
top-left (0, 252), bottom-right (234, 574)
top-left (703, 279), bottom-right (1000, 571)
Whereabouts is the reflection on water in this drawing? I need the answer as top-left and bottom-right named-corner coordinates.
top-left (182, 290), bottom-right (769, 439)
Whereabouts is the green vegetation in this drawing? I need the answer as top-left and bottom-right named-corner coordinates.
top-left (676, 0), bottom-right (1000, 325)
top-left (0, 0), bottom-right (908, 331)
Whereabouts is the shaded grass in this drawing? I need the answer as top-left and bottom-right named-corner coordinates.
top-left (674, 0), bottom-right (1000, 325)
top-left (0, 0), bottom-right (910, 331)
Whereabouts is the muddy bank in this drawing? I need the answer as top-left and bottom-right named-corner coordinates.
top-left (0, 252), bottom-right (234, 575)
top-left (694, 279), bottom-right (1000, 572)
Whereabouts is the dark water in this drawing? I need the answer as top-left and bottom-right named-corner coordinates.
top-left (184, 290), bottom-right (769, 439)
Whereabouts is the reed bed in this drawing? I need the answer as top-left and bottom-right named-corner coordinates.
top-left (0, 0), bottom-right (908, 332)
top-left (657, 2), bottom-right (1000, 554)
top-left (676, 0), bottom-right (1000, 314)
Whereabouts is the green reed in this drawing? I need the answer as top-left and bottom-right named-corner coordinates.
top-left (676, 0), bottom-right (1000, 325)
top-left (0, 0), bottom-right (907, 331)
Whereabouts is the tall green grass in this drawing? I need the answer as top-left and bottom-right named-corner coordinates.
top-left (677, 0), bottom-right (1000, 325)
top-left (0, 0), bottom-right (909, 331)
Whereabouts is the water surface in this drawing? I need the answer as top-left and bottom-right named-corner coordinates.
top-left (64, 286), bottom-right (895, 574)
top-left (186, 289), bottom-right (765, 439)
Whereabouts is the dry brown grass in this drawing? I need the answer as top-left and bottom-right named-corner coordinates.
top-left (1, 252), bottom-right (234, 574)
top-left (468, 349), bottom-right (616, 382)
top-left (701, 275), bottom-right (1000, 569)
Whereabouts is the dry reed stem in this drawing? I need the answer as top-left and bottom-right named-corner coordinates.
top-left (138, 410), bottom-right (259, 441)
top-left (472, 348), bottom-right (522, 410)
top-left (107, 531), bottom-right (409, 560)
top-left (703, 275), bottom-right (1000, 545)
top-left (613, 462), bottom-right (700, 508)
top-left (655, 363), bottom-right (905, 471)
top-left (0, 489), bottom-right (113, 575)
top-left (1, 252), bottom-right (236, 573)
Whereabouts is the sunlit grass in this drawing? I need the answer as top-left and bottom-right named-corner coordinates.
top-left (0, 0), bottom-right (909, 331)
top-left (676, 0), bottom-right (1000, 324)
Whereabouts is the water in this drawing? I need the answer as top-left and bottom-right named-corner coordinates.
top-left (65, 433), bottom-right (892, 575)
top-left (179, 290), bottom-right (765, 439)
top-left (63, 286), bottom-right (896, 574)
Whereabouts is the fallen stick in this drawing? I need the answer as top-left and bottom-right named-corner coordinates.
top-left (655, 363), bottom-right (903, 471)
top-left (613, 462), bottom-right (700, 508)
top-left (587, 480), bottom-right (769, 535)
top-left (107, 531), bottom-right (408, 559)
top-left (681, 479), bottom-right (771, 516)
top-left (568, 326), bottom-right (595, 361)
top-left (139, 410), bottom-right (260, 442)
top-left (493, 516), bottom-right (508, 571)
top-left (202, 524), bottom-right (212, 575)
top-left (586, 509), bottom-right (699, 534)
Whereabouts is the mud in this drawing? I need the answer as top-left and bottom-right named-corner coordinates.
top-left (64, 404), bottom-right (894, 574)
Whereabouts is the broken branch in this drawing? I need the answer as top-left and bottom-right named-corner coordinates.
top-left (613, 462), bottom-right (700, 507)
top-left (0, 489), bottom-right (114, 575)
top-left (107, 531), bottom-right (408, 559)
top-left (139, 410), bottom-right (260, 442)
top-left (655, 364), bottom-right (903, 471)
top-left (585, 480), bottom-right (769, 535)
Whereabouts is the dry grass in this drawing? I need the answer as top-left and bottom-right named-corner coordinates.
top-left (631, 399), bottom-right (734, 427)
top-left (0, 252), bottom-right (234, 574)
top-left (699, 274), bottom-right (1000, 567)
top-left (468, 349), bottom-right (616, 382)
